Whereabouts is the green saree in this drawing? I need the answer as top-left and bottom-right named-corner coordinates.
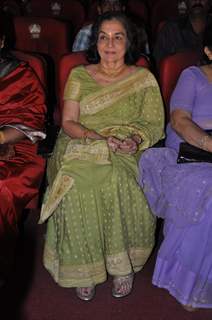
top-left (40, 66), bottom-right (164, 287)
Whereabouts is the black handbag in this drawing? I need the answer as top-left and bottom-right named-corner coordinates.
top-left (177, 130), bottom-right (212, 164)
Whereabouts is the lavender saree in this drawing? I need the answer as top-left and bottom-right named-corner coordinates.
top-left (139, 66), bottom-right (212, 308)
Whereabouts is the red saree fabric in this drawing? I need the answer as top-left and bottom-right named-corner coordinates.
top-left (0, 62), bottom-right (46, 274)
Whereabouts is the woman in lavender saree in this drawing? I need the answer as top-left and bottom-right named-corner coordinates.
top-left (40, 12), bottom-right (164, 300)
top-left (139, 22), bottom-right (212, 311)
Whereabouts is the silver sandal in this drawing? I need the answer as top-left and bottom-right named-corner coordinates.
top-left (112, 273), bottom-right (134, 298)
top-left (76, 286), bottom-right (95, 301)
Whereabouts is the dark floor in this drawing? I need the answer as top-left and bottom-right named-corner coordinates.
top-left (1, 212), bottom-right (211, 320)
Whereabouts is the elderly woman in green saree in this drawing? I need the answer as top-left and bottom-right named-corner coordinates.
top-left (40, 12), bottom-right (164, 301)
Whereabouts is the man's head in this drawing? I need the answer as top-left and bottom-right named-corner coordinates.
top-left (186, 0), bottom-right (210, 17)
top-left (97, 0), bottom-right (126, 15)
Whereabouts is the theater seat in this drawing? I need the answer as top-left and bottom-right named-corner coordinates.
top-left (159, 50), bottom-right (199, 122)
top-left (14, 16), bottom-right (72, 120)
top-left (56, 52), bottom-right (150, 124)
top-left (14, 16), bottom-right (71, 68)
top-left (27, 0), bottom-right (85, 35)
top-left (150, 0), bottom-right (178, 40)
top-left (127, 0), bottom-right (149, 24)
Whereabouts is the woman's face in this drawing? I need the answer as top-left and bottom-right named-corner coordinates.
top-left (97, 19), bottom-right (127, 64)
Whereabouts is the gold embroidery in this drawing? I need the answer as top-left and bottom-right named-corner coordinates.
top-left (43, 246), bottom-right (153, 287)
top-left (64, 139), bottom-right (111, 164)
top-left (39, 171), bottom-right (74, 223)
top-left (64, 79), bottom-right (81, 101)
top-left (80, 69), bottom-right (156, 115)
top-left (106, 248), bottom-right (153, 275)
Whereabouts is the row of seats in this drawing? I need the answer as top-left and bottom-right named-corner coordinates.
top-left (3, 0), bottom-right (187, 122)
top-left (15, 48), bottom-right (199, 125)
top-left (1, 0), bottom-right (181, 40)
top-left (16, 48), bottom-right (199, 211)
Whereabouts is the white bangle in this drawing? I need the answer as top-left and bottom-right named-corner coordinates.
top-left (198, 134), bottom-right (210, 150)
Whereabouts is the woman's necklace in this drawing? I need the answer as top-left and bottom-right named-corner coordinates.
top-left (97, 63), bottom-right (127, 78)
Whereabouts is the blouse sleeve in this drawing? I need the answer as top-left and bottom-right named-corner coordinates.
top-left (137, 71), bottom-right (165, 149)
top-left (170, 67), bottom-right (196, 113)
top-left (63, 67), bottom-right (82, 102)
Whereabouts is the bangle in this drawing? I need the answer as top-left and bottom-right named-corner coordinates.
top-left (0, 131), bottom-right (5, 144)
top-left (82, 129), bottom-right (91, 144)
top-left (198, 134), bottom-right (210, 150)
top-left (82, 129), bottom-right (91, 139)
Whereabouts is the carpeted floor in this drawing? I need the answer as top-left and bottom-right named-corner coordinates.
top-left (0, 212), bottom-right (211, 320)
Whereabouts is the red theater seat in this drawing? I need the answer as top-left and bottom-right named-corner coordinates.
top-left (150, 0), bottom-right (178, 39)
top-left (159, 50), bottom-right (199, 122)
top-left (14, 16), bottom-right (72, 119)
top-left (14, 16), bottom-right (71, 68)
top-left (27, 0), bottom-right (85, 34)
top-left (127, 0), bottom-right (148, 24)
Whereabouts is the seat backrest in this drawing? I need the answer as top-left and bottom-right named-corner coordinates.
top-left (159, 50), bottom-right (199, 121)
top-left (127, 0), bottom-right (148, 24)
top-left (0, 0), bottom-right (22, 15)
top-left (56, 52), bottom-right (150, 124)
top-left (58, 52), bottom-right (88, 122)
top-left (150, 0), bottom-right (178, 39)
top-left (12, 49), bottom-right (47, 87)
top-left (27, 0), bottom-right (85, 34)
top-left (14, 16), bottom-right (71, 67)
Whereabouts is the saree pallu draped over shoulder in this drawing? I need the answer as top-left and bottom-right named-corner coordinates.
top-left (40, 66), bottom-right (164, 287)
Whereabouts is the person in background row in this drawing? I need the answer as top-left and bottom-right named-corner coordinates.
top-left (72, 0), bottom-right (150, 56)
top-left (178, 0), bottom-right (187, 16)
top-left (154, 0), bottom-right (212, 65)
top-left (139, 21), bottom-right (212, 311)
top-left (0, 11), bottom-right (46, 286)
top-left (40, 12), bottom-right (164, 301)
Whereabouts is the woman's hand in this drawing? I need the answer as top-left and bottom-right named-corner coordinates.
top-left (107, 136), bottom-right (122, 152)
top-left (118, 138), bottom-right (138, 154)
top-left (107, 136), bottom-right (138, 154)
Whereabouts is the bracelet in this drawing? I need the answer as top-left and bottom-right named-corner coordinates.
top-left (82, 129), bottom-right (91, 139)
top-left (198, 134), bottom-right (210, 150)
top-left (0, 131), bottom-right (5, 144)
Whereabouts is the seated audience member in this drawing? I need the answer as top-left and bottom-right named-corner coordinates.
top-left (72, 0), bottom-right (149, 56)
top-left (177, 0), bottom-right (187, 16)
top-left (154, 0), bottom-right (212, 65)
top-left (39, 12), bottom-right (164, 301)
top-left (0, 12), bottom-right (46, 285)
top-left (139, 22), bottom-right (212, 311)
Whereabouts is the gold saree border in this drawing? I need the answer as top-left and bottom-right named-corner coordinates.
top-left (80, 68), bottom-right (157, 115)
top-left (43, 245), bottom-right (153, 287)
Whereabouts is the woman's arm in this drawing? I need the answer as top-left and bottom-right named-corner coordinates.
top-left (0, 127), bottom-right (25, 144)
top-left (171, 109), bottom-right (212, 152)
top-left (62, 100), bottom-right (104, 140)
